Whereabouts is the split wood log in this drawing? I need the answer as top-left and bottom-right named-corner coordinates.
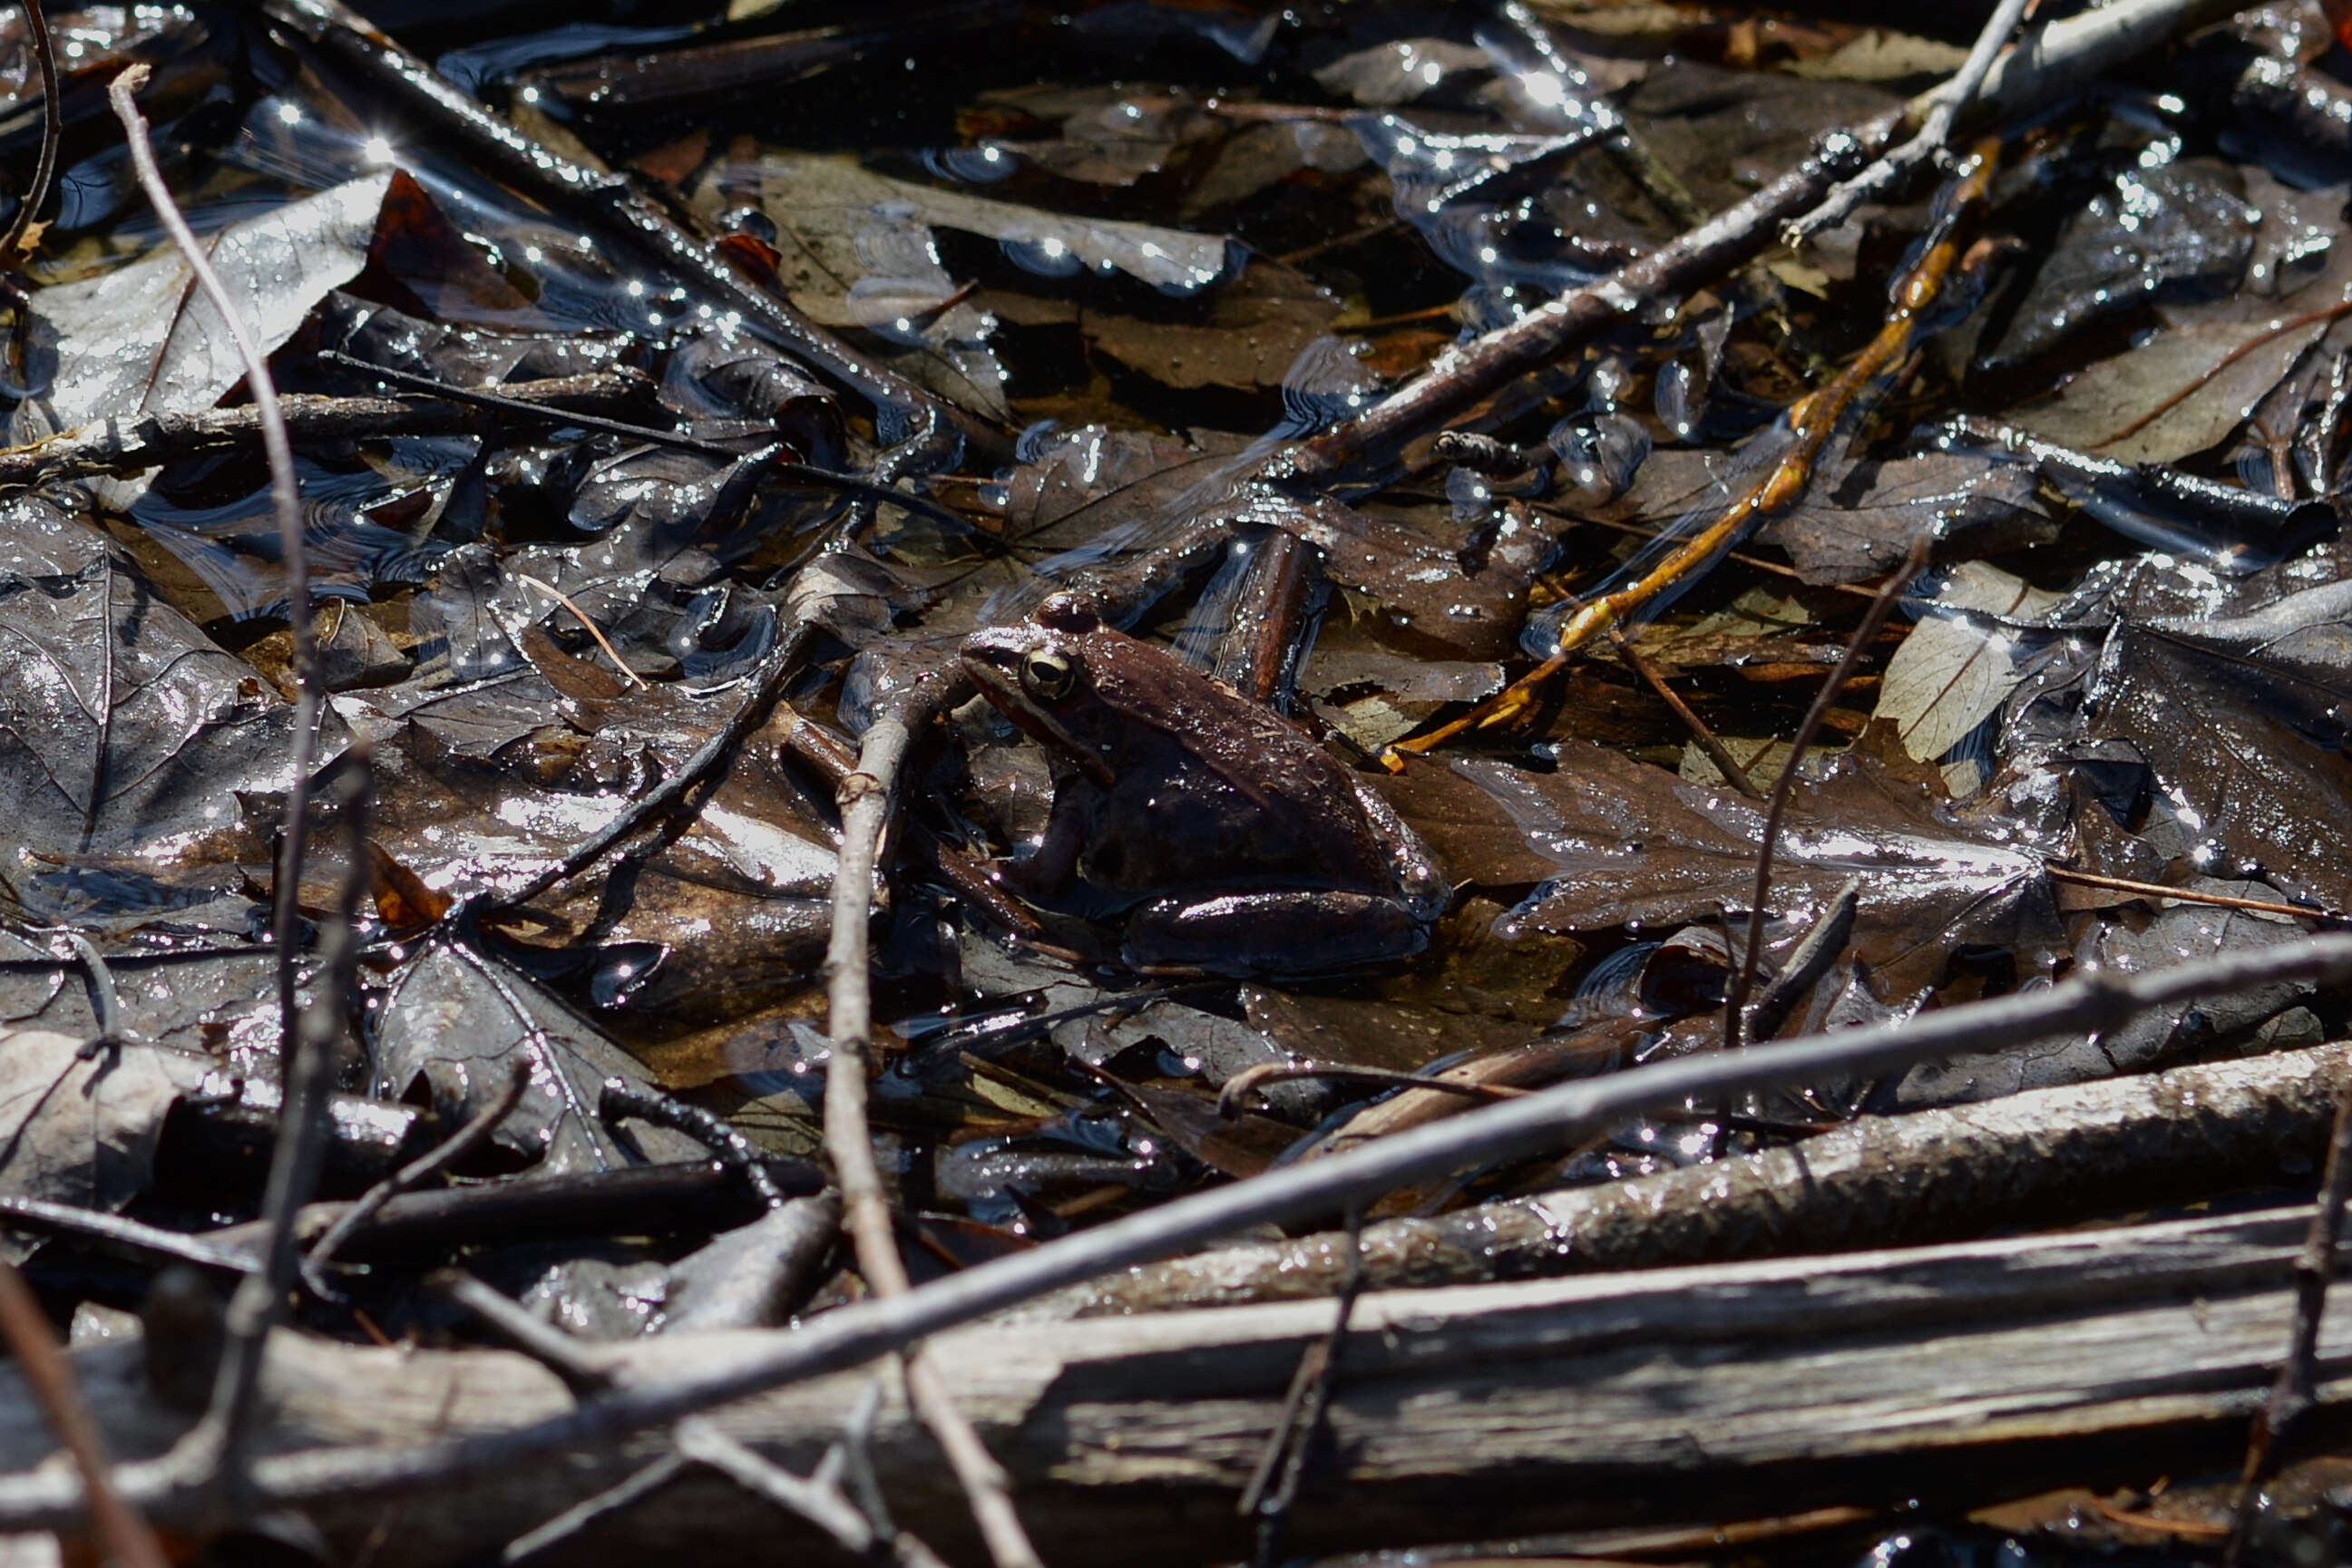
top-left (1036, 1041), bottom-right (2352, 1319)
top-left (15, 1203), bottom-right (2352, 1565)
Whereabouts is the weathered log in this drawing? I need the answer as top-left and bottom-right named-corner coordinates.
top-left (1032, 1042), bottom-right (2352, 1319)
top-left (8, 1203), bottom-right (2350, 1565)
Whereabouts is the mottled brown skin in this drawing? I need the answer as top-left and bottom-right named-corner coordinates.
top-left (962, 594), bottom-right (1449, 978)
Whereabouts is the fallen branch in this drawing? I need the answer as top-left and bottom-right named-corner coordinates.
top-left (0, 934), bottom-right (2343, 1532)
top-left (0, 1204), bottom-right (2347, 1563)
top-left (1049, 1041), bottom-right (2352, 1318)
top-left (1782, 0), bottom-right (2032, 246)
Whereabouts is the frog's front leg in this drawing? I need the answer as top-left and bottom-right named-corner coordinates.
top-left (1123, 891), bottom-right (1431, 979)
top-left (993, 773), bottom-right (1092, 901)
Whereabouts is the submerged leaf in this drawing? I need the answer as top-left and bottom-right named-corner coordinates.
top-left (15, 173), bottom-right (393, 499)
top-left (1424, 745), bottom-right (2063, 998)
top-left (0, 498), bottom-right (314, 914)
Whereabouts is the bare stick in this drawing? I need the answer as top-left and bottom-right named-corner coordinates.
top-left (1615, 633), bottom-right (1763, 799)
top-left (5, 937), bottom-right (2352, 1531)
top-left (675, 1419), bottom-right (896, 1562)
top-left (0, 1199), bottom-right (259, 1274)
top-left (1239, 1205), bottom-right (1364, 1568)
top-left (431, 1272), bottom-right (616, 1395)
top-left (172, 755), bottom-right (369, 1489)
top-left (1722, 536), bottom-right (1927, 1054)
top-left (823, 670), bottom-right (1039, 1568)
top-left (0, 0), bottom-right (58, 266)
top-left (0, 375), bottom-right (657, 490)
top-left (1783, 0), bottom-right (2032, 247)
top-left (304, 1059), bottom-right (531, 1290)
top-left (1278, 0), bottom-right (2234, 485)
top-left (501, 1453), bottom-right (689, 1565)
top-left (315, 352), bottom-right (971, 531)
top-left (2230, 1074), bottom-right (2352, 1563)
top-left (109, 65), bottom-right (322, 1106)
top-left (0, 1261), bottom-right (167, 1568)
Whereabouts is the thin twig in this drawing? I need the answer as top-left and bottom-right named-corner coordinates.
top-left (108, 66), bottom-right (323, 1116)
top-left (315, 351), bottom-right (971, 531)
top-left (9, 937), bottom-right (2352, 1528)
top-left (1783, 0), bottom-right (2032, 247)
top-left (430, 1271), bottom-right (617, 1394)
top-left (1722, 537), bottom-right (1928, 1053)
top-left (598, 1079), bottom-right (785, 1210)
top-left (1615, 632), bottom-right (1763, 798)
top-left (475, 621), bottom-right (811, 916)
top-left (0, 0), bottom-right (58, 266)
top-left (512, 574), bottom-right (648, 689)
top-left (1240, 1204), bottom-right (1365, 1568)
top-left (823, 669), bottom-right (1039, 1568)
top-left (0, 376), bottom-right (654, 491)
top-left (501, 1454), bottom-right (690, 1565)
top-left (2230, 1074), bottom-right (2352, 1563)
top-left (304, 1059), bottom-right (531, 1292)
top-left (172, 754), bottom-right (369, 1491)
top-left (674, 1419), bottom-right (904, 1563)
top-left (0, 1260), bottom-right (168, 1568)
top-left (2045, 863), bottom-right (2338, 923)
top-left (0, 1199), bottom-right (259, 1274)
top-left (1220, 1061), bottom-right (1530, 1117)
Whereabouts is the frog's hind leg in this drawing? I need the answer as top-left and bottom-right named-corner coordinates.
top-left (1124, 892), bottom-right (1430, 979)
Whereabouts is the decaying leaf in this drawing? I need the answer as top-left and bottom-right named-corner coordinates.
top-left (0, 1028), bottom-right (208, 1259)
top-left (1878, 561), bottom-right (2064, 765)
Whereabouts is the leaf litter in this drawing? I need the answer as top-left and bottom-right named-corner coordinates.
top-left (3, 0), bottom-right (2352, 1558)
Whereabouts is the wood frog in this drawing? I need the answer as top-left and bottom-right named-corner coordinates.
top-left (961, 594), bottom-right (1449, 978)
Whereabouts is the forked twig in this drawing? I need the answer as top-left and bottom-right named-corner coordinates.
top-left (1782, 0), bottom-right (2032, 247)
top-left (0, 1259), bottom-right (167, 1568)
top-left (1390, 146), bottom-right (1996, 762)
top-left (1723, 536), bottom-right (1930, 1052)
top-left (822, 667), bottom-right (1039, 1568)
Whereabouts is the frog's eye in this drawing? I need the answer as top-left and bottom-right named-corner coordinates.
top-left (1021, 648), bottom-right (1080, 702)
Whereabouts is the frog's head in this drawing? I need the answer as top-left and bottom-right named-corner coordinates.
top-left (961, 594), bottom-right (1125, 784)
